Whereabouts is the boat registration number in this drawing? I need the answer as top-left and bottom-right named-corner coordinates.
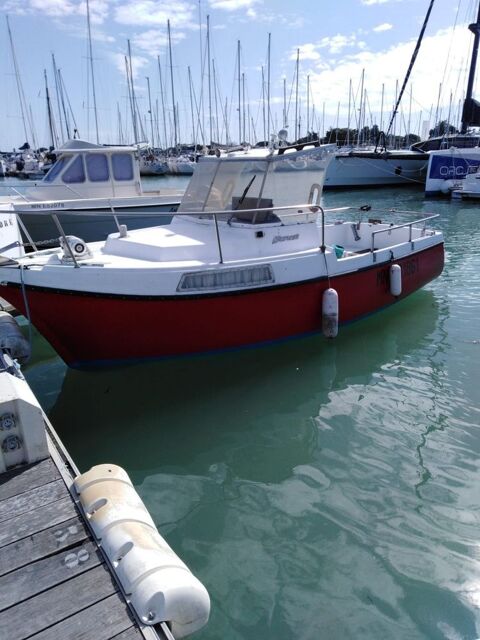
top-left (29, 202), bottom-right (65, 210)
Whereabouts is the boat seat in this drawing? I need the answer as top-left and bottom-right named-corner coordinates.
top-left (230, 197), bottom-right (280, 224)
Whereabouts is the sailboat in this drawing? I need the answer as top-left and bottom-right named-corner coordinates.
top-left (424, 3), bottom-right (480, 196)
top-left (324, 3), bottom-right (438, 190)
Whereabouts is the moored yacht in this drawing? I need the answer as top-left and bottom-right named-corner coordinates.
top-left (0, 140), bottom-right (183, 243)
top-left (0, 140), bottom-right (444, 368)
top-left (324, 146), bottom-right (429, 189)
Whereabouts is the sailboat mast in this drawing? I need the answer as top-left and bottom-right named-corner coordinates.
top-left (86, 0), bottom-right (99, 143)
top-left (347, 79), bottom-right (352, 146)
top-left (242, 72), bottom-right (246, 144)
top-left (306, 74), bottom-right (310, 134)
top-left (213, 59), bottom-right (220, 144)
top-left (267, 32), bottom-right (271, 141)
top-left (237, 40), bottom-right (241, 144)
top-left (262, 66), bottom-right (266, 144)
top-left (461, 2), bottom-right (480, 132)
top-left (6, 16), bottom-right (30, 146)
top-left (146, 76), bottom-right (155, 147)
top-left (188, 66), bottom-right (196, 150)
top-left (44, 69), bottom-right (57, 148)
top-left (168, 20), bottom-right (178, 148)
top-left (294, 48), bottom-right (299, 141)
top-left (57, 69), bottom-right (71, 139)
top-left (52, 54), bottom-right (65, 143)
top-left (157, 55), bottom-right (168, 149)
top-left (125, 50), bottom-right (138, 143)
top-left (207, 14), bottom-right (213, 146)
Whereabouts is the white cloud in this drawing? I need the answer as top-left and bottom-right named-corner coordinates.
top-left (208, 0), bottom-right (260, 10)
top-left (290, 43), bottom-right (321, 61)
top-left (290, 33), bottom-right (365, 61)
top-left (114, 0), bottom-right (197, 29)
top-left (361, 0), bottom-right (393, 4)
top-left (5, 0), bottom-right (109, 24)
top-left (132, 29), bottom-right (186, 57)
top-left (319, 34), bottom-right (366, 54)
top-left (373, 23), bottom-right (393, 32)
top-left (303, 25), bottom-right (473, 133)
top-left (111, 51), bottom-right (150, 80)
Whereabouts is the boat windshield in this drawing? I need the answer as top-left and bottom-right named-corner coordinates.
top-left (43, 156), bottom-right (68, 183)
top-left (178, 147), bottom-right (329, 222)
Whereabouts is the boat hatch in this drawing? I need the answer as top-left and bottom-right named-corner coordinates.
top-left (177, 264), bottom-right (274, 292)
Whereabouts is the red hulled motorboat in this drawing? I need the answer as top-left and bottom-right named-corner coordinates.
top-left (0, 141), bottom-right (444, 367)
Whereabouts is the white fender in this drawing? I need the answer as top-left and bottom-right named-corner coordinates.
top-left (74, 464), bottom-right (210, 637)
top-left (390, 264), bottom-right (402, 297)
top-left (322, 288), bottom-right (338, 338)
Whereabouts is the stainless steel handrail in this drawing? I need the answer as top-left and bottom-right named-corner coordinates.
top-left (0, 202), bottom-right (318, 218)
top-left (0, 202), bottom-right (322, 267)
top-left (370, 214), bottom-right (438, 261)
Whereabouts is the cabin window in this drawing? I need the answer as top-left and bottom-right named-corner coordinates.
top-left (44, 157), bottom-right (68, 183)
top-left (62, 155), bottom-right (86, 184)
top-left (86, 153), bottom-right (109, 182)
top-left (112, 153), bottom-right (134, 181)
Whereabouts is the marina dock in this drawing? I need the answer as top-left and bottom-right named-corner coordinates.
top-left (0, 434), bottom-right (167, 640)
top-left (0, 350), bottom-right (209, 640)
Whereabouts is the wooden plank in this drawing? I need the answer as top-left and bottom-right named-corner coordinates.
top-left (111, 627), bottom-right (146, 640)
top-left (0, 539), bottom-right (102, 611)
top-left (0, 516), bottom-right (89, 577)
top-left (0, 496), bottom-right (77, 548)
top-left (0, 458), bottom-right (60, 501)
top-left (0, 478), bottom-right (66, 523)
top-left (33, 593), bottom-right (136, 640)
top-left (0, 564), bottom-right (118, 639)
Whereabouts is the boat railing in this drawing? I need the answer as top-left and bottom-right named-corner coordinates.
top-left (369, 214), bottom-right (439, 261)
top-left (0, 202), bottom-right (322, 267)
top-left (0, 204), bottom-right (439, 268)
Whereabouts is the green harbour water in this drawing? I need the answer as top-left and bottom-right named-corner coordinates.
top-left (17, 179), bottom-right (480, 640)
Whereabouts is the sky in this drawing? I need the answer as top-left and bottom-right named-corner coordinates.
top-left (1, 0), bottom-right (479, 150)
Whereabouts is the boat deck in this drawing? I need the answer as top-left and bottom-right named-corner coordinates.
top-left (0, 430), bottom-right (171, 640)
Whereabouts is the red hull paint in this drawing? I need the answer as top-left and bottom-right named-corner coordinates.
top-left (4, 243), bottom-right (444, 366)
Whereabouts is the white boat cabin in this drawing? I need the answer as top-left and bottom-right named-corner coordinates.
top-left (23, 140), bottom-right (143, 202)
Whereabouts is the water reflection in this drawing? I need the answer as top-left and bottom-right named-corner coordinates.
top-left (44, 290), bottom-right (439, 480)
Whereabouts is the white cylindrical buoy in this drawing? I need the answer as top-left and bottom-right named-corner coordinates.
top-left (322, 288), bottom-right (339, 338)
top-left (390, 264), bottom-right (402, 297)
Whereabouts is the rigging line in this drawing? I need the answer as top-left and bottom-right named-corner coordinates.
top-left (385, 0), bottom-right (436, 138)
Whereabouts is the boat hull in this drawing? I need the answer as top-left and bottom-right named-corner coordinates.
top-left (18, 202), bottom-right (180, 244)
top-left (425, 148), bottom-right (480, 196)
top-left (324, 152), bottom-right (428, 189)
top-left (2, 243), bottom-right (444, 367)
